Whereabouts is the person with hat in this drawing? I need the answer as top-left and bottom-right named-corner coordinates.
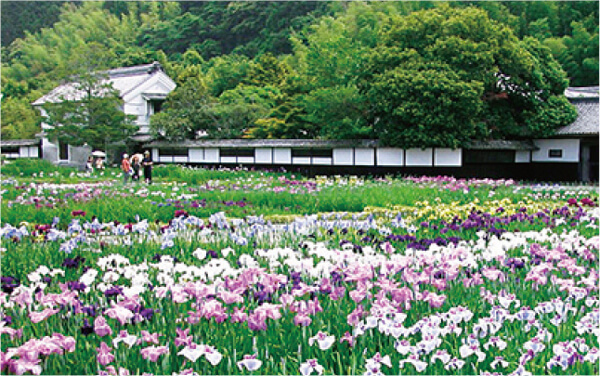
top-left (142, 151), bottom-right (153, 184)
top-left (121, 153), bottom-right (132, 185)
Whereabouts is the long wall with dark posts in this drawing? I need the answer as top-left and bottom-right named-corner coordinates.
top-left (144, 138), bottom-right (591, 182)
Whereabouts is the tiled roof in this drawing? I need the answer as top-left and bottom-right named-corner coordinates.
top-left (557, 88), bottom-right (599, 136)
top-left (145, 139), bottom-right (380, 149)
top-left (466, 140), bottom-right (538, 151)
top-left (32, 62), bottom-right (165, 105)
top-left (0, 139), bottom-right (41, 147)
top-left (145, 138), bottom-right (538, 151)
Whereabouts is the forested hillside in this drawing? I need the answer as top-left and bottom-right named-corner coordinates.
top-left (1, 1), bottom-right (598, 144)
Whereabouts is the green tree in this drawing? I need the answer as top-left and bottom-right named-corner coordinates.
top-left (0, 97), bottom-right (41, 139)
top-left (205, 55), bottom-right (251, 97)
top-left (150, 77), bottom-right (216, 141)
top-left (245, 53), bottom-right (289, 87)
top-left (560, 22), bottom-right (599, 86)
top-left (42, 45), bottom-right (137, 152)
top-left (359, 6), bottom-right (575, 148)
top-left (296, 85), bottom-right (372, 140)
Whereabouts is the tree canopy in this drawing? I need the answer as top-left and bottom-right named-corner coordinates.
top-left (1, 1), bottom-right (595, 144)
top-left (42, 44), bottom-right (138, 152)
top-left (359, 6), bottom-right (577, 148)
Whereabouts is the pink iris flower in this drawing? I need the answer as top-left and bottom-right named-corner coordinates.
top-left (94, 316), bottom-right (113, 337)
top-left (29, 308), bottom-right (60, 324)
top-left (174, 327), bottom-right (193, 347)
top-left (96, 342), bottom-right (115, 366)
top-left (140, 346), bottom-right (169, 362)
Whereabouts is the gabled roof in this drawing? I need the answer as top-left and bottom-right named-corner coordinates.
top-left (557, 86), bottom-right (599, 136)
top-left (32, 62), bottom-right (173, 106)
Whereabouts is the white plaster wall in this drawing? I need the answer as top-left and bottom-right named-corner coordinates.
top-left (377, 148), bottom-right (403, 166)
top-left (204, 148), bottom-right (219, 163)
top-left (354, 148), bottom-right (375, 166)
top-left (24, 146), bottom-right (39, 158)
top-left (152, 149), bottom-right (159, 161)
top-left (312, 157), bottom-right (333, 165)
top-left (159, 156), bottom-right (173, 163)
top-left (333, 148), bottom-right (353, 165)
top-left (123, 102), bottom-right (145, 116)
top-left (515, 151), bottom-right (531, 163)
top-left (221, 156), bottom-right (236, 164)
top-left (434, 148), bottom-right (461, 166)
top-left (29, 146), bottom-right (39, 158)
top-left (406, 148), bottom-right (433, 166)
top-left (238, 157), bottom-right (254, 164)
top-left (42, 138), bottom-right (58, 163)
top-left (255, 148), bottom-right (272, 164)
top-left (273, 148), bottom-right (291, 164)
top-left (292, 157), bottom-right (311, 165)
top-left (189, 148), bottom-right (204, 163)
top-left (173, 156), bottom-right (188, 163)
top-left (532, 139), bottom-right (580, 162)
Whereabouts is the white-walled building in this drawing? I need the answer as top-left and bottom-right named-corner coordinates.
top-left (32, 62), bottom-right (176, 166)
top-left (22, 77), bottom-right (599, 181)
top-left (144, 87), bottom-right (598, 182)
top-left (532, 86), bottom-right (599, 182)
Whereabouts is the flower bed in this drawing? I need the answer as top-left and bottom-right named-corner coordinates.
top-left (0, 172), bottom-right (598, 375)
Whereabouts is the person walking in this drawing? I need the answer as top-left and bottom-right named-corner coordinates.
top-left (86, 156), bottom-right (94, 173)
top-left (142, 151), bottom-right (153, 184)
top-left (131, 153), bottom-right (142, 182)
top-left (121, 153), bottom-right (131, 185)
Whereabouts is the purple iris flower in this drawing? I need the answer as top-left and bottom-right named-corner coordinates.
top-left (80, 319), bottom-right (94, 336)
top-left (67, 281), bottom-right (87, 292)
top-left (104, 286), bottom-right (123, 299)
top-left (140, 308), bottom-right (156, 321)
top-left (82, 305), bottom-right (97, 317)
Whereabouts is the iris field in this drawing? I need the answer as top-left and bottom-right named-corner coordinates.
top-left (1, 160), bottom-right (598, 375)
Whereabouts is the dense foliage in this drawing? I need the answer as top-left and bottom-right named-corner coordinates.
top-left (359, 6), bottom-right (577, 147)
top-left (1, 1), bottom-right (596, 144)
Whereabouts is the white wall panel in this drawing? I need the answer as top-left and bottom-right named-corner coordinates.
top-left (255, 148), bottom-right (272, 164)
top-left (354, 148), bottom-right (375, 166)
top-left (406, 148), bottom-right (433, 166)
top-left (204, 148), bottom-right (219, 163)
top-left (238, 157), bottom-right (254, 164)
top-left (312, 157), bottom-right (332, 165)
top-left (292, 157), bottom-right (311, 165)
top-left (377, 148), bottom-right (403, 166)
top-left (515, 151), bottom-right (530, 163)
top-left (532, 139), bottom-right (580, 162)
top-left (173, 156), bottom-right (188, 163)
top-left (29, 147), bottom-right (39, 158)
top-left (333, 148), bottom-right (353, 165)
top-left (152, 149), bottom-right (159, 161)
top-left (434, 148), bottom-right (461, 166)
top-left (159, 156), bottom-right (173, 163)
top-left (189, 148), bottom-right (204, 163)
top-left (221, 156), bottom-right (236, 164)
top-left (273, 148), bottom-right (291, 164)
